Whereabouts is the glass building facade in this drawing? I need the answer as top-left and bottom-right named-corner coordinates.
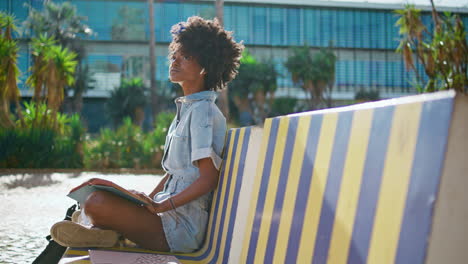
top-left (2, 0), bottom-right (468, 100)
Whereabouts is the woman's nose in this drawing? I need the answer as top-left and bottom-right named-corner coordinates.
top-left (172, 57), bottom-right (180, 66)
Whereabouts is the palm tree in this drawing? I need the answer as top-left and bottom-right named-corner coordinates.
top-left (24, 0), bottom-right (94, 112)
top-left (0, 12), bottom-right (21, 128)
top-left (107, 78), bottom-right (148, 128)
top-left (395, 5), bottom-right (432, 90)
top-left (27, 35), bottom-right (56, 104)
top-left (27, 35), bottom-right (77, 129)
top-left (23, 1), bottom-right (93, 50)
top-left (285, 45), bottom-right (336, 110)
top-left (230, 50), bottom-right (278, 124)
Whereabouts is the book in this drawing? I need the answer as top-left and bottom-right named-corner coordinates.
top-left (89, 250), bottom-right (181, 264)
top-left (67, 180), bottom-right (149, 206)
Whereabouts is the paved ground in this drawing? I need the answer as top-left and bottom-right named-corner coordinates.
top-left (0, 172), bottom-right (163, 264)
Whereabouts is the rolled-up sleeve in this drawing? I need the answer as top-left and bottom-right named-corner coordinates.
top-left (190, 103), bottom-right (223, 170)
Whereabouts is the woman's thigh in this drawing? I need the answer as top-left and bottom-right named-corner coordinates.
top-left (83, 190), bottom-right (170, 251)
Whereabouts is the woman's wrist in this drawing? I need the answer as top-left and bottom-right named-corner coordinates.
top-left (168, 197), bottom-right (177, 211)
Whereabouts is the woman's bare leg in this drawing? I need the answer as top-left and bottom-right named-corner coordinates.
top-left (83, 190), bottom-right (170, 251)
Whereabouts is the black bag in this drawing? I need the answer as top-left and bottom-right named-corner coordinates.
top-left (32, 204), bottom-right (77, 264)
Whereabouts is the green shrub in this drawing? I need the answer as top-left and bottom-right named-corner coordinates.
top-left (355, 89), bottom-right (380, 102)
top-left (85, 111), bottom-right (175, 169)
top-left (0, 105), bottom-right (85, 168)
top-left (269, 97), bottom-right (308, 117)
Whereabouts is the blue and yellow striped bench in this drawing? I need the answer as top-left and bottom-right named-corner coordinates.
top-left (61, 90), bottom-right (468, 263)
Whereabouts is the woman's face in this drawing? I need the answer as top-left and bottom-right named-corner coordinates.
top-left (169, 50), bottom-right (205, 84)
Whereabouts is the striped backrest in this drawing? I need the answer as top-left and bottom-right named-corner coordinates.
top-left (237, 91), bottom-right (456, 264)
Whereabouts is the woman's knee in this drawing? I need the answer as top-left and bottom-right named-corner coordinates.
top-left (83, 191), bottom-right (111, 225)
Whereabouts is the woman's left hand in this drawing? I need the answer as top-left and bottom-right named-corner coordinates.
top-left (144, 201), bottom-right (166, 214)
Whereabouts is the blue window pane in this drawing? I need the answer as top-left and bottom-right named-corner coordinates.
top-left (370, 11), bottom-right (385, 49)
top-left (346, 61), bottom-right (357, 87)
top-left (252, 7), bottom-right (266, 45)
top-left (463, 16), bottom-right (468, 42)
top-left (31, 0), bottom-right (43, 10)
top-left (86, 55), bottom-right (122, 72)
top-left (233, 6), bottom-right (250, 44)
top-left (18, 49), bottom-right (29, 90)
top-left (388, 13), bottom-right (399, 49)
top-left (377, 61), bottom-right (386, 87)
top-left (320, 9), bottom-right (332, 47)
top-left (335, 60), bottom-right (346, 90)
top-left (0, 0), bottom-right (8, 12)
top-left (386, 62), bottom-right (395, 89)
top-left (343, 10), bottom-right (354, 48)
top-left (421, 13), bottom-right (433, 34)
top-left (360, 11), bottom-right (371, 48)
top-left (76, 1), bottom-right (99, 40)
top-left (287, 8), bottom-right (300, 45)
top-left (156, 56), bottom-right (169, 82)
top-left (224, 5), bottom-right (234, 32)
top-left (273, 58), bottom-right (286, 87)
top-left (76, 0), bottom-right (126, 41)
top-left (364, 60), bottom-right (371, 86)
top-left (335, 10), bottom-right (345, 48)
top-left (270, 7), bottom-right (284, 45)
top-left (304, 9), bottom-right (319, 46)
top-left (11, 0), bottom-right (28, 21)
top-left (400, 61), bottom-right (407, 90)
top-left (375, 11), bottom-right (386, 49)
top-left (180, 3), bottom-right (198, 21)
top-left (160, 3), bottom-right (181, 42)
top-left (329, 10), bottom-right (338, 47)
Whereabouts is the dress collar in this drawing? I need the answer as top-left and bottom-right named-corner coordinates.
top-left (175, 90), bottom-right (218, 103)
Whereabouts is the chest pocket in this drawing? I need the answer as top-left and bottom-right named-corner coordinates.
top-left (164, 108), bottom-right (193, 170)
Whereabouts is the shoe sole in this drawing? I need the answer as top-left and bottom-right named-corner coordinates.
top-left (50, 221), bottom-right (119, 248)
top-left (71, 211), bottom-right (81, 223)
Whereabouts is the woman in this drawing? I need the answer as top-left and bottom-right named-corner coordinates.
top-left (50, 16), bottom-right (244, 253)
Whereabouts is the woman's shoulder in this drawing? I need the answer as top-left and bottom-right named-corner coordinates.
top-left (191, 100), bottom-right (224, 116)
top-left (190, 100), bottom-right (226, 126)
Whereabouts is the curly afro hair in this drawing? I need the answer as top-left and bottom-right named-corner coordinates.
top-left (169, 16), bottom-right (244, 91)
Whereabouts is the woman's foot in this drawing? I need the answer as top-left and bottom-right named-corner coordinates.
top-left (71, 210), bottom-right (81, 223)
top-left (50, 220), bottom-right (119, 248)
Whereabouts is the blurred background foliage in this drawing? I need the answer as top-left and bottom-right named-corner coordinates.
top-left (395, 3), bottom-right (468, 93)
top-left (85, 112), bottom-right (174, 169)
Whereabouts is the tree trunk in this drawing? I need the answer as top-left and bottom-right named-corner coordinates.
top-left (71, 90), bottom-right (84, 114)
top-left (215, 0), bottom-right (229, 120)
top-left (148, 0), bottom-right (158, 123)
top-left (134, 106), bottom-right (145, 128)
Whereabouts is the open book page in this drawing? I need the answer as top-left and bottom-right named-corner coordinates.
top-left (89, 250), bottom-right (181, 264)
top-left (67, 180), bottom-right (149, 205)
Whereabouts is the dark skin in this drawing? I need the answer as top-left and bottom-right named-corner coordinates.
top-left (77, 48), bottom-right (219, 251)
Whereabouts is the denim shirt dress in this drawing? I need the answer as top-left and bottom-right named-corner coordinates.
top-left (153, 90), bottom-right (226, 253)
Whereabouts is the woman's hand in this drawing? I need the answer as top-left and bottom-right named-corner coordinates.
top-left (144, 201), bottom-right (167, 214)
top-left (129, 191), bottom-right (168, 214)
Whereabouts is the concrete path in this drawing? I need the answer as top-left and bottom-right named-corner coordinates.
top-left (0, 172), bottom-right (163, 264)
